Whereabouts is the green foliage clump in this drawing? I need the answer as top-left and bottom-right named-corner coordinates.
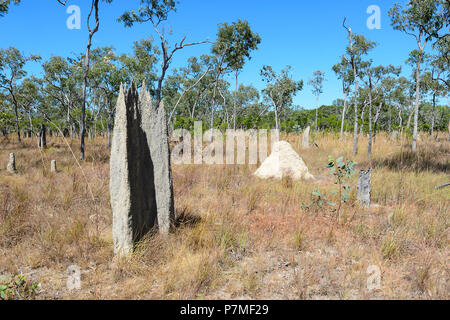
top-left (302, 156), bottom-right (356, 223)
top-left (0, 274), bottom-right (39, 300)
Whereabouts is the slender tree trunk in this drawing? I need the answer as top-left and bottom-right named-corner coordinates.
top-left (373, 102), bottom-right (383, 143)
top-left (233, 70), bottom-right (238, 130)
top-left (360, 101), bottom-right (367, 137)
top-left (274, 107), bottom-right (279, 131)
top-left (13, 104), bottom-right (21, 143)
top-left (368, 72), bottom-right (373, 159)
top-left (218, 88), bottom-right (229, 129)
top-left (156, 62), bottom-right (169, 108)
top-left (388, 102), bottom-right (392, 133)
top-left (67, 103), bottom-right (71, 139)
top-left (191, 96), bottom-right (200, 120)
top-left (315, 95), bottom-right (319, 132)
top-left (9, 89), bottom-right (21, 143)
top-left (351, 66), bottom-right (358, 154)
top-left (210, 57), bottom-right (224, 130)
top-left (345, 26), bottom-right (359, 156)
top-left (107, 116), bottom-right (112, 150)
top-left (431, 92), bottom-right (436, 140)
top-left (412, 57), bottom-right (421, 152)
top-left (211, 83), bottom-right (217, 130)
top-left (93, 114), bottom-right (97, 139)
top-left (107, 100), bottom-right (113, 149)
top-left (39, 124), bottom-right (47, 149)
top-left (80, 0), bottom-right (100, 161)
top-left (407, 101), bottom-right (414, 130)
top-left (340, 95), bottom-right (348, 140)
top-left (412, 32), bottom-right (426, 152)
top-left (268, 94), bottom-right (279, 131)
top-left (27, 110), bottom-right (33, 138)
top-left (340, 81), bottom-right (348, 140)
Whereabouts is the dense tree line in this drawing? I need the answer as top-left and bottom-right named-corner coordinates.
top-left (0, 0), bottom-right (448, 157)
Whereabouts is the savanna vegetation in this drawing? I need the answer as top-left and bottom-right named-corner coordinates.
top-left (0, 0), bottom-right (449, 300)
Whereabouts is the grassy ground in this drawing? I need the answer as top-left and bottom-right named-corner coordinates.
top-left (0, 132), bottom-right (448, 300)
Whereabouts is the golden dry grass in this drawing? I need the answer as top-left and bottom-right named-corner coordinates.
top-left (0, 132), bottom-right (448, 300)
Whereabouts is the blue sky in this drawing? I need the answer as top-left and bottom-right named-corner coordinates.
top-left (0, 0), bottom-right (438, 109)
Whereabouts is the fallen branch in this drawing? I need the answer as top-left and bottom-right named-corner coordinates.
top-left (435, 183), bottom-right (450, 190)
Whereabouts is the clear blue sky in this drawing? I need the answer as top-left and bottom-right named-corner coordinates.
top-left (0, 0), bottom-right (438, 109)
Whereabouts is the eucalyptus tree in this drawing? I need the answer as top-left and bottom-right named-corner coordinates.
top-left (58, 0), bottom-right (113, 159)
top-left (206, 51), bottom-right (228, 129)
top-left (389, 0), bottom-right (446, 152)
top-left (342, 19), bottom-right (376, 155)
top-left (89, 47), bottom-right (128, 148)
top-left (0, 47), bottom-right (40, 142)
top-left (308, 70), bottom-right (326, 132)
top-left (422, 0), bottom-right (449, 87)
top-left (0, 92), bottom-right (14, 136)
top-left (380, 77), bottom-right (398, 133)
top-left (390, 77), bottom-right (412, 133)
top-left (216, 83), bottom-right (233, 128)
top-left (405, 76), bottom-right (420, 132)
top-left (165, 56), bottom-right (214, 126)
top-left (404, 50), bottom-right (432, 134)
top-left (372, 68), bottom-right (401, 138)
top-left (17, 77), bottom-right (42, 136)
top-left (214, 20), bottom-right (261, 129)
top-left (432, 36), bottom-right (449, 89)
top-left (119, 0), bottom-right (207, 108)
top-left (234, 84), bottom-right (260, 129)
top-left (81, 0), bottom-right (112, 159)
top-left (0, 0), bottom-right (20, 16)
top-left (260, 65), bottom-right (303, 130)
top-left (119, 37), bottom-right (159, 90)
top-left (356, 87), bottom-right (370, 137)
top-left (332, 56), bottom-right (353, 139)
top-left (209, 20), bottom-right (261, 129)
top-left (40, 55), bottom-right (82, 137)
top-left (360, 63), bottom-right (401, 158)
top-left (422, 55), bottom-right (448, 139)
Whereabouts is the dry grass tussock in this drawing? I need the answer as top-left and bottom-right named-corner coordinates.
top-left (0, 132), bottom-right (448, 299)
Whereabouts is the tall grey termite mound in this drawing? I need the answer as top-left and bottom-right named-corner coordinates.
top-left (110, 82), bottom-right (174, 256)
top-left (51, 160), bottom-right (57, 173)
top-left (254, 141), bottom-right (314, 181)
top-left (357, 169), bottom-right (371, 208)
top-left (302, 126), bottom-right (310, 148)
top-left (7, 153), bottom-right (17, 173)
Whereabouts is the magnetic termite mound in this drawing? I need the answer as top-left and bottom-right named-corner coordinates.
top-left (110, 82), bottom-right (174, 256)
